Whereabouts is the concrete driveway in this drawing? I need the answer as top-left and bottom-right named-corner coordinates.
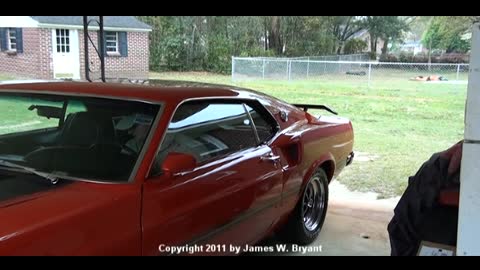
top-left (250, 182), bottom-right (399, 256)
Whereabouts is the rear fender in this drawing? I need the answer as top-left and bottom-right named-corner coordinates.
top-left (301, 153), bottom-right (336, 192)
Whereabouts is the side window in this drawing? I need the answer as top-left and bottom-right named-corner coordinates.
top-left (244, 103), bottom-right (278, 143)
top-left (63, 100), bottom-right (87, 126)
top-left (152, 101), bottom-right (258, 175)
top-left (0, 96), bottom-right (64, 135)
top-left (65, 100), bottom-right (87, 116)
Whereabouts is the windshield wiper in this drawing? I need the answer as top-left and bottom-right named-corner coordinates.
top-left (0, 159), bottom-right (60, 185)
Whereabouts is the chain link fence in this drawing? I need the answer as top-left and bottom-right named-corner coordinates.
top-left (267, 53), bottom-right (370, 62)
top-left (232, 56), bottom-right (469, 89)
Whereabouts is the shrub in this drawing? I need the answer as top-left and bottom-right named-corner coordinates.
top-left (379, 54), bottom-right (398, 62)
top-left (438, 53), bottom-right (469, 63)
top-left (378, 52), bottom-right (469, 64)
top-left (344, 39), bottom-right (368, 54)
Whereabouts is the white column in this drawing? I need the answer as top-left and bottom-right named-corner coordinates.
top-left (457, 23), bottom-right (480, 256)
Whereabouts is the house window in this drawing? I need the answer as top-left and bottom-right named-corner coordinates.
top-left (105, 32), bottom-right (118, 54)
top-left (100, 31), bottom-right (127, 57)
top-left (1, 28), bottom-right (22, 53)
top-left (55, 29), bottom-right (70, 53)
top-left (7, 28), bottom-right (16, 51)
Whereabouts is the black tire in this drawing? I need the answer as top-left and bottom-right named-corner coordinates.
top-left (279, 168), bottom-right (329, 245)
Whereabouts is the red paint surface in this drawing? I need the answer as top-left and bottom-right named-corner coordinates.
top-left (0, 81), bottom-right (354, 255)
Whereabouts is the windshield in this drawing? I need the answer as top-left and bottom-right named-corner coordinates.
top-left (0, 92), bottom-right (160, 183)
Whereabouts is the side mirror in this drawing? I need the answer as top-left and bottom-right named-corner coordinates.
top-left (161, 152), bottom-right (197, 177)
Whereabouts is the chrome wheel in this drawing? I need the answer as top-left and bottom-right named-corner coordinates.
top-left (278, 168), bottom-right (328, 245)
top-left (302, 176), bottom-right (326, 232)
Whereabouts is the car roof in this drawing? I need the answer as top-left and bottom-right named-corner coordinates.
top-left (0, 80), bottom-right (259, 104)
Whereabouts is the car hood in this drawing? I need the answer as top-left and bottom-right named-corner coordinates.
top-left (0, 177), bottom-right (141, 254)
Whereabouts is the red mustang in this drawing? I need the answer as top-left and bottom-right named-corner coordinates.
top-left (0, 81), bottom-right (354, 255)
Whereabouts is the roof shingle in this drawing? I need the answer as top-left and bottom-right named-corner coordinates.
top-left (30, 16), bottom-right (151, 30)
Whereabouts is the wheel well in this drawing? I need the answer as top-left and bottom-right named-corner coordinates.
top-left (320, 161), bottom-right (335, 182)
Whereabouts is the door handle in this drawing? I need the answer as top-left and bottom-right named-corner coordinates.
top-left (261, 153), bottom-right (281, 163)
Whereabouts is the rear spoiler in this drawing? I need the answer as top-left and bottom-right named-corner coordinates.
top-left (292, 104), bottom-right (338, 115)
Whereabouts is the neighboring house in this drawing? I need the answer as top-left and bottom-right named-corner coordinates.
top-left (348, 29), bottom-right (385, 55)
top-left (0, 16), bottom-right (151, 80)
top-left (398, 40), bottom-right (426, 55)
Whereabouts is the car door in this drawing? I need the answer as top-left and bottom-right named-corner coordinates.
top-left (141, 99), bottom-right (283, 255)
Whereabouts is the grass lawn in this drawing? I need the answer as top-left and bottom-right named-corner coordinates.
top-left (150, 71), bottom-right (467, 198)
top-left (0, 97), bottom-right (63, 135)
top-left (0, 74), bottom-right (14, 81)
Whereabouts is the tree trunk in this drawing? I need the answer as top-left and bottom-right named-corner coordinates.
top-left (264, 17), bottom-right (268, 51)
top-left (336, 42), bottom-right (343, 54)
top-left (268, 16), bottom-right (282, 55)
top-left (381, 39), bottom-right (389, 56)
top-left (428, 38), bottom-right (432, 71)
top-left (188, 23), bottom-right (196, 67)
top-left (370, 35), bottom-right (376, 55)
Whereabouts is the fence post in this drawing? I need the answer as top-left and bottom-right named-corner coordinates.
top-left (262, 59), bottom-right (266, 79)
top-left (288, 60), bottom-right (292, 81)
top-left (306, 57), bottom-right (310, 78)
top-left (457, 64), bottom-right (461, 80)
top-left (231, 56), bottom-right (235, 81)
top-left (285, 60), bottom-right (289, 80)
top-left (368, 63), bottom-right (372, 88)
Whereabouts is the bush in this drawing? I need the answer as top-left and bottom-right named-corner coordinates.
top-left (204, 36), bottom-right (233, 74)
top-left (398, 52), bottom-right (412, 62)
top-left (343, 39), bottom-right (368, 54)
top-left (379, 52), bottom-right (469, 64)
top-left (438, 53), bottom-right (469, 63)
top-left (379, 54), bottom-right (397, 62)
top-left (412, 53), bottom-right (428, 63)
top-left (239, 48), bottom-right (277, 58)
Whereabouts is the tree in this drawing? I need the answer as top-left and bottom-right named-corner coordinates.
top-left (137, 16), bottom-right (265, 73)
top-left (422, 17), bottom-right (442, 65)
top-left (422, 16), bottom-right (475, 54)
top-left (266, 16), bottom-right (282, 55)
top-left (280, 16), bottom-right (333, 56)
top-left (136, 16), bottom-right (189, 71)
top-left (408, 16), bottom-right (432, 41)
top-left (343, 39), bottom-right (368, 54)
top-left (136, 16), bottom-right (421, 73)
top-left (327, 16), bottom-right (364, 54)
top-left (380, 16), bottom-right (414, 55)
top-left (360, 16), bottom-right (410, 56)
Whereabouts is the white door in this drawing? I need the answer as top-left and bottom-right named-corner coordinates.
top-left (52, 29), bottom-right (80, 79)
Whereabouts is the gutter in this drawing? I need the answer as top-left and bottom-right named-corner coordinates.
top-left (37, 23), bottom-right (152, 32)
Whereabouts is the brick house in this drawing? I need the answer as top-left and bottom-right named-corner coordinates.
top-left (0, 16), bottom-right (151, 80)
